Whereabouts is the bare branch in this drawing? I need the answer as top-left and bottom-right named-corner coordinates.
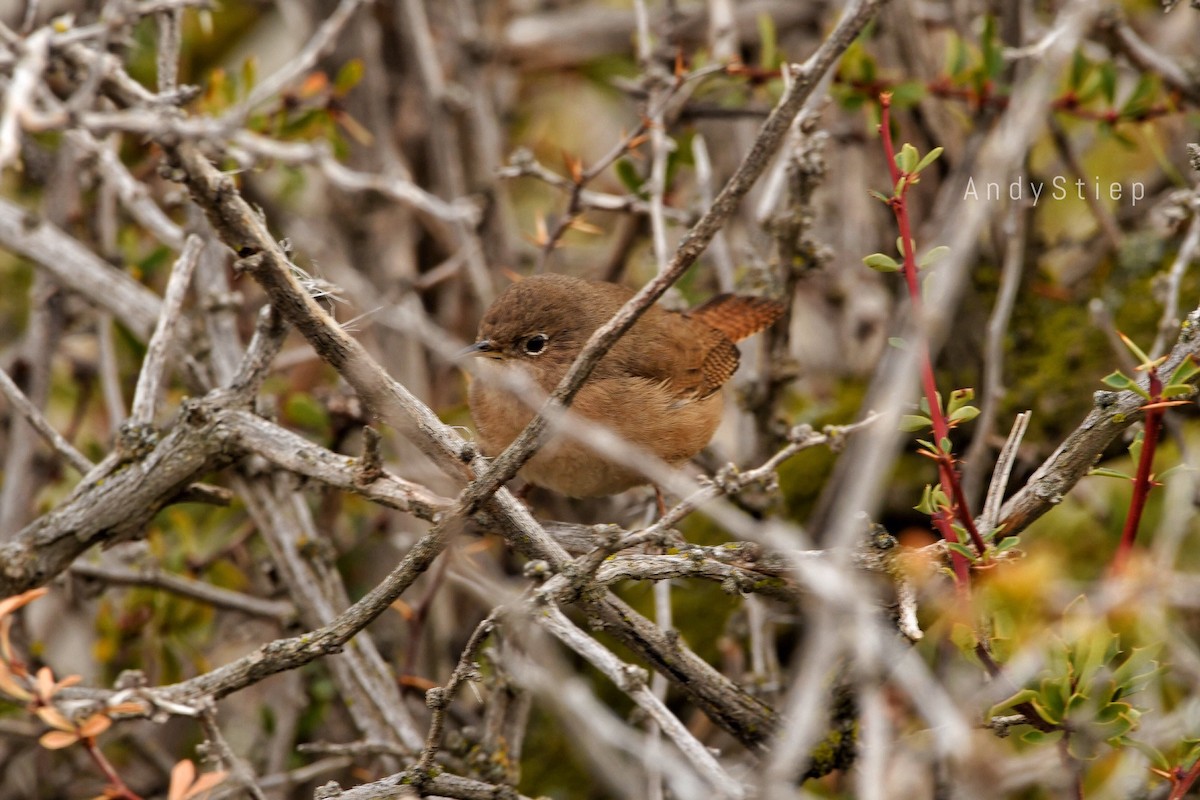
top-left (128, 234), bottom-right (203, 425)
top-left (0, 365), bottom-right (93, 475)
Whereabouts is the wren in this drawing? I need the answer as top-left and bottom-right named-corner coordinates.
top-left (463, 274), bottom-right (785, 498)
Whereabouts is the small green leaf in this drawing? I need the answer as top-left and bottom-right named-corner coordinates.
top-left (863, 253), bottom-right (901, 272)
top-left (615, 158), bottom-right (645, 195)
top-left (1121, 73), bottom-right (1158, 117)
top-left (995, 536), bottom-right (1022, 553)
top-left (1021, 729), bottom-right (1064, 746)
top-left (1163, 383), bottom-right (1195, 398)
top-left (1170, 355), bottom-right (1200, 385)
top-left (1158, 463), bottom-right (1196, 480)
top-left (947, 387), bottom-right (975, 415)
top-left (757, 13), bottom-right (778, 70)
top-left (981, 15), bottom-right (1003, 79)
top-left (990, 688), bottom-right (1040, 717)
top-left (1088, 467), bottom-right (1131, 480)
top-left (1099, 61), bottom-right (1117, 104)
top-left (914, 147), bottom-right (944, 174)
top-left (896, 143), bottom-right (919, 174)
top-left (1101, 370), bottom-right (1151, 399)
top-left (1068, 50), bottom-right (1088, 91)
top-left (914, 484), bottom-right (935, 515)
top-left (1117, 332), bottom-right (1153, 367)
top-left (1124, 740), bottom-right (1169, 771)
top-left (241, 56), bottom-right (258, 95)
top-left (950, 405), bottom-right (980, 424)
top-left (896, 236), bottom-right (906, 257)
top-left (868, 189), bottom-right (890, 203)
top-left (944, 542), bottom-right (975, 561)
top-left (948, 35), bottom-right (968, 78)
top-left (940, 436), bottom-right (953, 454)
top-left (918, 245), bottom-right (950, 269)
top-left (900, 414), bottom-right (933, 432)
top-left (889, 80), bottom-right (926, 108)
top-left (888, 337), bottom-right (906, 349)
top-left (334, 58), bottom-right (364, 95)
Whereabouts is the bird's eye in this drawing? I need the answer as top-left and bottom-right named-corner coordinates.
top-left (524, 333), bottom-right (548, 355)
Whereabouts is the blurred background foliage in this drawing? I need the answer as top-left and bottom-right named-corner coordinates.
top-left (2, 0), bottom-right (1200, 797)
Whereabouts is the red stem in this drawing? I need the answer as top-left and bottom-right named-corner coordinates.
top-left (83, 737), bottom-right (143, 800)
top-left (878, 95), bottom-right (987, 560)
top-left (1169, 757), bottom-right (1200, 800)
top-left (1111, 369), bottom-right (1164, 574)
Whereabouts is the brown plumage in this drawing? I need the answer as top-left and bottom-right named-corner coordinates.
top-left (464, 274), bottom-right (785, 497)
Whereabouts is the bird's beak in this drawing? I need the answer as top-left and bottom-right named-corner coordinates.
top-left (458, 339), bottom-right (494, 359)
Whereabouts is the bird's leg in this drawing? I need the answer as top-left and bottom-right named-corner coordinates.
top-left (654, 484), bottom-right (667, 519)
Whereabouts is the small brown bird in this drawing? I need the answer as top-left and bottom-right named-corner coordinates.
top-left (463, 274), bottom-right (786, 498)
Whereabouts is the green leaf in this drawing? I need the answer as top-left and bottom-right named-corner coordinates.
top-left (1099, 61), bottom-right (1117, 104)
top-left (990, 688), bottom-right (1040, 717)
top-left (947, 387), bottom-right (975, 415)
top-left (900, 414), bottom-right (933, 432)
top-left (1101, 370), bottom-right (1151, 399)
top-left (615, 158), bottom-right (645, 195)
top-left (914, 147), bottom-right (944, 174)
top-left (1158, 463), bottom-right (1196, 480)
top-left (1111, 644), bottom-right (1161, 696)
top-left (950, 405), bottom-right (980, 424)
top-left (1077, 67), bottom-right (1105, 104)
top-left (896, 143), bottom-right (919, 174)
top-left (944, 542), bottom-right (975, 561)
top-left (1170, 355), bottom-right (1200, 385)
top-left (981, 15), bottom-right (1003, 80)
top-left (868, 189), bottom-right (890, 203)
top-left (863, 253), bottom-right (901, 272)
top-left (1163, 383), bottom-right (1195, 398)
top-left (889, 80), bottom-right (926, 108)
top-left (1123, 740), bottom-right (1169, 771)
top-left (1121, 73), bottom-right (1159, 117)
top-left (1068, 49), bottom-right (1088, 91)
top-left (1088, 467), bottom-right (1131, 480)
top-left (887, 337), bottom-right (906, 349)
top-left (240, 56), bottom-right (258, 96)
top-left (915, 484), bottom-right (936, 515)
top-left (896, 236), bottom-right (906, 257)
top-left (335, 58), bottom-right (365, 95)
top-left (1021, 729), bottom-right (1064, 746)
top-left (1118, 332), bottom-right (1153, 367)
top-left (940, 436), bottom-right (953, 454)
top-left (995, 536), bottom-right (1022, 553)
top-left (948, 35), bottom-right (968, 78)
top-left (918, 245), bottom-right (950, 269)
top-left (757, 13), bottom-right (778, 70)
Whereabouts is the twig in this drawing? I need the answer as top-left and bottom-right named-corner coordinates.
top-left (200, 706), bottom-right (268, 800)
top-left (1151, 210), bottom-right (1200, 359)
top-left (536, 602), bottom-right (745, 798)
top-left (963, 202), bottom-right (1027, 505)
top-left (128, 234), bottom-right (203, 426)
top-left (0, 27), bottom-right (50, 171)
top-left (69, 562), bottom-right (296, 624)
top-left (0, 366), bottom-right (93, 475)
top-left (154, 6), bottom-right (182, 95)
top-left (231, 131), bottom-right (482, 225)
top-left (415, 611), bottom-right (499, 773)
top-left (980, 411), bottom-right (1032, 536)
top-left (218, 0), bottom-right (368, 130)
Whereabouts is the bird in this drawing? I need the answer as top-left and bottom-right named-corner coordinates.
top-left (462, 273), bottom-right (786, 498)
